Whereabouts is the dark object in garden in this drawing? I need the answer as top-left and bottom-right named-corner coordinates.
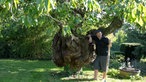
top-left (120, 67), bottom-right (140, 77)
top-left (120, 43), bottom-right (142, 67)
top-left (52, 28), bottom-right (96, 69)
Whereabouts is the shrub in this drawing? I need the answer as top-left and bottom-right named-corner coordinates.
top-left (107, 68), bottom-right (120, 78)
top-left (0, 25), bottom-right (53, 59)
top-left (107, 68), bottom-right (142, 80)
top-left (109, 59), bottom-right (121, 69)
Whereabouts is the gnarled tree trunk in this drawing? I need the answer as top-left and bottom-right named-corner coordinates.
top-left (52, 28), bottom-right (96, 70)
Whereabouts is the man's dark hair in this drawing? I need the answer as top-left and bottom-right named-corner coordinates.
top-left (95, 30), bottom-right (101, 34)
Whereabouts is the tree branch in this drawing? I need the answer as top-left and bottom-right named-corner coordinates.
top-left (47, 14), bottom-right (63, 28)
top-left (99, 16), bottom-right (123, 36)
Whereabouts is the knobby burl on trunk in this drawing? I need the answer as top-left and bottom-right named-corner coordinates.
top-left (52, 28), bottom-right (96, 69)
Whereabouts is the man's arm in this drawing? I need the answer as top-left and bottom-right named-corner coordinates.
top-left (88, 34), bottom-right (96, 51)
top-left (108, 40), bottom-right (112, 56)
top-left (88, 34), bottom-right (93, 43)
top-left (108, 40), bottom-right (112, 48)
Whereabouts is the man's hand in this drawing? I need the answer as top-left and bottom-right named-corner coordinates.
top-left (108, 40), bottom-right (112, 48)
top-left (87, 34), bottom-right (92, 43)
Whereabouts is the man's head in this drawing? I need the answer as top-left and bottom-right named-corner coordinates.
top-left (95, 30), bottom-right (102, 39)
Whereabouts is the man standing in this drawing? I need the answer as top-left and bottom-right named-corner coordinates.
top-left (88, 30), bottom-right (111, 82)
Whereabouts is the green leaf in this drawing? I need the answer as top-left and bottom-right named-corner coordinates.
top-left (88, 0), bottom-right (92, 11)
top-left (132, 9), bottom-right (136, 18)
top-left (21, 16), bottom-right (25, 23)
top-left (143, 6), bottom-right (146, 17)
top-left (135, 17), bottom-right (144, 26)
top-left (14, 0), bottom-right (19, 8)
top-left (138, 3), bottom-right (143, 12)
top-left (138, 17), bottom-right (144, 26)
top-left (24, 16), bottom-right (28, 27)
top-left (0, 0), bottom-right (6, 5)
top-left (93, 0), bottom-right (101, 12)
top-left (45, 0), bottom-right (51, 13)
top-left (36, 0), bottom-right (41, 5)
top-left (71, 0), bottom-right (77, 8)
top-left (6, 2), bottom-right (11, 10)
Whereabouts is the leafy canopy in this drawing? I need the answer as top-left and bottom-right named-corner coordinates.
top-left (0, 0), bottom-right (146, 35)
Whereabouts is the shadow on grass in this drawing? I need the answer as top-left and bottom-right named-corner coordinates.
top-left (49, 71), bottom-right (95, 82)
top-left (61, 78), bottom-right (95, 82)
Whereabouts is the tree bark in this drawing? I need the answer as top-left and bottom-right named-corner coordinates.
top-left (87, 16), bottom-right (123, 36)
top-left (102, 17), bottom-right (123, 36)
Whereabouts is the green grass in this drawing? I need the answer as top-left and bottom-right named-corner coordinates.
top-left (0, 59), bottom-right (146, 82)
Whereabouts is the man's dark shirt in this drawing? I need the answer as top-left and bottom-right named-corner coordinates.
top-left (92, 36), bottom-right (109, 56)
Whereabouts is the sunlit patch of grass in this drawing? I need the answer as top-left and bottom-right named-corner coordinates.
top-left (27, 60), bottom-right (39, 62)
top-left (18, 68), bottom-right (26, 71)
top-left (50, 68), bottom-right (63, 71)
top-left (31, 68), bottom-right (46, 72)
top-left (9, 71), bottom-right (19, 74)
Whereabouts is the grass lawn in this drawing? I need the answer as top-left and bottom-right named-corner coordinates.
top-left (0, 59), bottom-right (146, 82)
